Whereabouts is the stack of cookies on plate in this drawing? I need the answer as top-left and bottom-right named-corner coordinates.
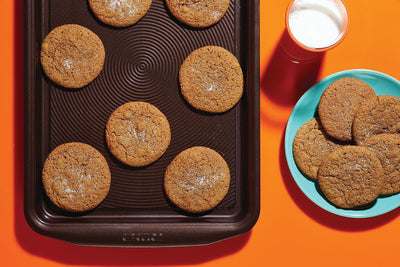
top-left (293, 77), bottom-right (400, 209)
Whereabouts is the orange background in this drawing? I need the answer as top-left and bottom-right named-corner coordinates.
top-left (2, 0), bottom-right (400, 266)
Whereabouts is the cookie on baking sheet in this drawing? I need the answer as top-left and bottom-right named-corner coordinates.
top-left (353, 95), bottom-right (400, 145)
top-left (362, 134), bottom-right (400, 195)
top-left (165, 0), bottom-right (230, 28)
top-left (40, 24), bottom-right (105, 89)
top-left (88, 0), bottom-right (152, 27)
top-left (293, 118), bottom-right (343, 180)
top-left (317, 77), bottom-right (376, 142)
top-left (318, 146), bottom-right (384, 209)
top-left (42, 142), bottom-right (111, 213)
top-left (164, 146), bottom-right (230, 213)
top-left (179, 46), bottom-right (243, 113)
top-left (105, 101), bottom-right (171, 167)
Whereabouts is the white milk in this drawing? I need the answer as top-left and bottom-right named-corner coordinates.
top-left (288, 0), bottom-right (345, 49)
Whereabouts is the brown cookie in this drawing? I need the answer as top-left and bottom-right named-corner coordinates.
top-left (362, 134), bottom-right (400, 195)
top-left (105, 101), bottom-right (171, 167)
top-left (353, 95), bottom-right (400, 145)
top-left (165, 0), bottom-right (230, 28)
top-left (179, 46), bottom-right (243, 113)
top-left (164, 146), bottom-right (230, 213)
top-left (40, 24), bottom-right (105, 89)
top-left (42, 142), bottom-right (111, 212)
top-left (293, 118), bottom-right (343, 179)
top-left (318, 146), bottom-right (384, 209)
top-left (318, 77), bottom-right (376, 141)
top-left (88, 0), bottom-right (152, 27)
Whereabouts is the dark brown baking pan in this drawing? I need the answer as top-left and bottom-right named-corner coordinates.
top-left (24, 0), bottom-right (260, 246)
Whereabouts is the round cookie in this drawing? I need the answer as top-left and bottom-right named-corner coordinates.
top-left (88, 0), bottom-right (152, 27)
top-left (105, 101), bottom-right (171, 167)
top-left (179, 46), bottom-right (243, 113)
top-left (318, 77), bottom-right (376, 142)
top-left (353, 95), bottom-right (400, 145)
top-left (164, 146), bottom-right (230, 213)
top-left (165, 0), bottom-right (230, 28)
top-left (362, 134), bottom-right (400, 195)
top-left (40, 24), bottom-right (105, 89)
top-left (293, 118), bottom-right (343, 179)
top-left (318, 146), bottom-right (384, 209)
top-left (42, 142), bottom-right (111, 212)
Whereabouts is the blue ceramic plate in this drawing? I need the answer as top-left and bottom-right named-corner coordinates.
top-left (285, 69), bottom-right (400, 218)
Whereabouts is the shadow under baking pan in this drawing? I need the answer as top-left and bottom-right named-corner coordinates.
top-left (278, 129), bottom-right (400, 231)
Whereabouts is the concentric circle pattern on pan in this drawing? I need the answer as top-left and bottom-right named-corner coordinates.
top-left (47, 0), bottom-right (238, 212)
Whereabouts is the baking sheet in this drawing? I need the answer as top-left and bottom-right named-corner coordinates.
top-left (24, 0), bottom-right (260, 246)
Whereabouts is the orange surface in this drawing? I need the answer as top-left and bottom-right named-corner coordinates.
top-left (3, 0), bottom-right (400, 266)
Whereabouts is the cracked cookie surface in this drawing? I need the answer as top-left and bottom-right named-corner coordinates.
top-left (362, 134), bottom-right (400, 195)
top-left (164, 146), bottom-right (230, 213)
top-left (353, 95), bottom-right (400, 145)
top-left (165, 0), bottom-right (230, 28)
top-left (105, 101), bottom-right (171, 167)
top-left (88, 0), bottom-right (152, 27)
top-left (318, 146), bottom-right (384, 209)
top-left (40, 24), bottom-right (105, 89)
top-left (293, 118), bottom-right (343, 179)
top-left (179, 46), bottom-right (243, 113)
top-left (42, 142), bottom-right (111, 212)
top-left (318, 77), bottom-right (376, 142)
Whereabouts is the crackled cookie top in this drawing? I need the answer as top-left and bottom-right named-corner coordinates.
top-left (42, 142), bottom-right (111, 212)
top-left (318, 77), bottom-right (376, 141)
top-left (40, 24), bottom-right (105, 89)
top-left (105, 101), bottom-right (171, 167)
top-left (89, 0), bottom-right (152, 27)
top-left (293, 118), bottom-right (343, 179)
top-left (179, 46), bottom-right (243, 113)
top-left (353, 95), bottom-right (400, 145)
top-left (165, 0), bottom-right (230, 28)
top-left (164, 146), bottom-right (230, 213)
top-left (362, 134), bottom-right (400, 195)
top-left (318, 146), bottom-right (384, 209)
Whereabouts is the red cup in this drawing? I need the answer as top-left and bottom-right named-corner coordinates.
top-left (285, 0), bottom-right (349, 53)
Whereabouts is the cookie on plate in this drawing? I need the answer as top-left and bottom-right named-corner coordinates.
top-left (88, 0), bottom-right (152, 27)
top-left (40, 24), bottom-right (105, 89)
top-left (105, 101), bottom-right (171, 167)
top-left (318, 146), bottom-right (384, 209)
top-left (293, 118), bottom-right (343, 179)
top-left (317, 77), bottom-right (376, 142)
top-left (165, 0), bottom-right (230, 28)
top-left (362, 134), bottom-right (400, 195)
top-left (42, 142), bottom-right (111, 212)
top-left (179, 46), bottom-right (243, 113)
top-left (164, 146), bottom-right (230, 213)
top-left (353, 95), bottom-right (400, 145)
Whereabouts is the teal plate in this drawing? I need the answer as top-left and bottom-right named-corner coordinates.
top-left (285, 69), bottom-right (400, 218)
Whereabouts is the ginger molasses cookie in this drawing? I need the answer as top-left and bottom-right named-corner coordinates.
top-left (40, 24), bottom-right (105, 89)
top-left (164, 146), bottom-right (230, 213)
top-left (89, 0), bottom-right (152, 27)
top-left (362, 134), bottom-right (400, 195)
top-left (42, 142), bottom-right (111, 213)
top-left (179, 46), bottom-right (243, 113)
top-left (353, 95), bottom-right (400, 145)
top-left (165, 0), bottom-right (230, 28)
top-left (293, 118), bottom-right (343, 179)
top-left (318, 77), bottom-right (376, 142)
top-left (318, 146), bottom-right (384, 209)
top-left (105, 101), bottom-right (171, 167)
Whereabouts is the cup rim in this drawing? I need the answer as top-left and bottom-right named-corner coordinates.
top-left (285, 0), bottom-right (350, 52)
